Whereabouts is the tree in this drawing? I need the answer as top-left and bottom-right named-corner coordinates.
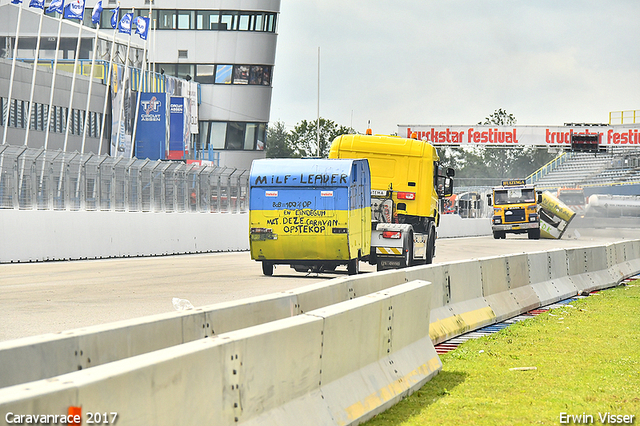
top-left (288, 118), bottom-right (355, 158)
top-left (478, 108), bottom-right (517, 126)
top-left (265, 121), bottom-right (295, 158)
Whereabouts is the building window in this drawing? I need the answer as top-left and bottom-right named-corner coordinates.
top-left (215, 65), bottom-right (232, 84)
top-left (210, 122), bottom-right (227, 149)
top-left (131, 10), bottom-right (277, 32)
top-left (199, 122), bottom-right (267, 151)
top-left (195, 65), bottom-right (215, 84)
top-left (244, 123), bottom-right (257, 150)
top-left (220, 11), bottom-right (237, 31)
top-left (233, 65), bottom-right (249, 85)
top-left (177, 10), bottom-right (192, 30)
top-left (158, 10), bottom-right (176, 29)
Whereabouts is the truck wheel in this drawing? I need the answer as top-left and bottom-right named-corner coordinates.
top-left (493, 231), bottom-right (506, 239)
top-left (262, 262), bottom-right (274, 276)
top-left (347, 258), bottom-right (359, 275)
top-left (528, 229), bottom-right (540, 240)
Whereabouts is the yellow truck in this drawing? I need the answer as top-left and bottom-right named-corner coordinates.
top-left (487, 180), bottom-right (541, 239)
top-left (329, 132), bottom-right (454, 270)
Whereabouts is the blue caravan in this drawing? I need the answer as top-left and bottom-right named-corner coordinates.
top-left (249, 158), bottom-right (371, 276)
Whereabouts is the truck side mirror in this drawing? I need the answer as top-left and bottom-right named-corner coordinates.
top-left (447, 168), bottom-right (455, 178)
top-left (443, 178), bottom-right (453, 197)
top-left (537, 192), bottom-right (542, 203)
top-left (487, 194), bottom-right (492, 206)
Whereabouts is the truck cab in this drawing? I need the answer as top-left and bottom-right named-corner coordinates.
top-left (487, 180), bottom-right (541, 239)
top-left (329, 133), bottom-right (454, 269)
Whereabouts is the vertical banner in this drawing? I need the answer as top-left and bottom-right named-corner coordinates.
top-left (110, 65), bottom-right (135, 157)
top-left (135, 92), bottom-right (167, 160)
top-left (168, 96), bottom-right (186, 160)
top-left (188, 81), bottom-right (199, 135)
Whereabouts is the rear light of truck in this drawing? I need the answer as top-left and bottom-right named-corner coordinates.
top-left (396, 192), bottom-right (415, 200)
top-left (382, 231), bottom-right (402, 239)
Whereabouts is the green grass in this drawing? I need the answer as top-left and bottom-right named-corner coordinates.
top-left (365, 282), bottom-right (640, 426)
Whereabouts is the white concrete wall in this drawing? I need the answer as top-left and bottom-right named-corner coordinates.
top-left (438, 214), bottom-right (492, 238)
top-left (0, 210), bottom-right (249, 263)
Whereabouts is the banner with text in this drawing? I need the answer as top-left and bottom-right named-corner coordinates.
top-left (398, 125), bottom-right (640, 147)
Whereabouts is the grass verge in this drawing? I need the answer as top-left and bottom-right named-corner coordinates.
top-left (365, 282), bottom-right (640, 426)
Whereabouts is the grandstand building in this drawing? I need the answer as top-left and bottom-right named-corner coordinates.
top-left (0, 0), bottom-right (280, 170)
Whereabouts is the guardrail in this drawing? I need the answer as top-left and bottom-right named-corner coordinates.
top-left (1, 240), bottom-right (639, 425)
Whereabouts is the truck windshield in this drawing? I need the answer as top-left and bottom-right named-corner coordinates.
top-left (494, 188), bottom-right (536, 205)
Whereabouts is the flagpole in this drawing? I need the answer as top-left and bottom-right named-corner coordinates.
top-left (23, 4), bottom-right (46, 147)
top-left (131, 5), bottom-right (151, 158)
top-left (62, 17), bottom-right (85, 152)
top-left (98, 2), bottom-right (119, 155)
top-left (114, 8), bottom-right (133, 157)
top-left (81, 6), bottom-right (102, 153)
top-left (43, 10), bottom-right (65, 150)
top-left (2, 1), bottom-right (24, 146)
top-left (152, 17), bottom-right (156, 91)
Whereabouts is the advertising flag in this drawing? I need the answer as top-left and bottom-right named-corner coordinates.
top-left (11, 0), bottom-right (22, 4)
top-left (91, 0), bottom-right (102, 24)
top-left (110, 6), bottom-right (119, 29)
top-left (135, 16), bottom-right (149, 40)
top-left (29, 0), bottom-right (44, 9)
top-left (118, 12), bottom-right (132, 34)
top-left (46, 0), bottom-right (64, 13)
top-left (63, 0), bottom-right (85, 20)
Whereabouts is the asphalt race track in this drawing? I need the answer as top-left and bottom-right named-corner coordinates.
top-left (1, 225), bottom-right (639, 342)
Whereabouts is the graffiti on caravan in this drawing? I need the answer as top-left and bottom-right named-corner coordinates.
top-left (253, 173), bottom-right (348, 186)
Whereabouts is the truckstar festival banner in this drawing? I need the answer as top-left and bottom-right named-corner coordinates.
top-left (398, 125), bottom-right (640, 147)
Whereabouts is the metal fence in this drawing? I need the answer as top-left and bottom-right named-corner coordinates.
top-left (0, 145), bottom-right (248, 213)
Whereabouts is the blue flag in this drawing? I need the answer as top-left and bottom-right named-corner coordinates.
top-left (29, 0), bottom-right (44, 9)
top-left (91, 0), bottom-right (102, 24)
top-left (63, 0), bottom-right (85, 20)
top-left (135, 16), bottom-right (149, 40)
top-left (46, 0), bottom-right (64, 14)
top-left (110, 6), bottom-right (119, 29)
top-left (118, 12), bottom-right (133, 34)
top-left (11, 0), bottom-right (22, 4)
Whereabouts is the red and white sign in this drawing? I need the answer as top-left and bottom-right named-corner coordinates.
top-left (265, 191), bottom-right (278, 197)
top-left (321, 191), bottom-right (334, 197)
top-left (398, 125), bottom-right (640, 147)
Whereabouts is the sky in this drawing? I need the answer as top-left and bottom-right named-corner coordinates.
top-left (268, 1), bottom-right (640, 135)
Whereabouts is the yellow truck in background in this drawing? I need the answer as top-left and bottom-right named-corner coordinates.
top-left (329, 132), bottom-right (454, 270)
top-left (488, 180), bottom-right (541, 239)
top-left (488, 180), bottom-right (576, 240)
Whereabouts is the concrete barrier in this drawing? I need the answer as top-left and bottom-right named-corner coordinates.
top-left (428, 259), bottom-right (495, 344)
top-left (0, 280), bottom-right (440, 426)
top-left (527, 250), bottom-right (574, 306)
top-left (479, 256), bottom-right (521, 322)
top-left (4, 240), bottom-right (640, 392)
top-left (0, 210), bottom-right (249, 263)
top-left (0, 293), bottom-right (299, 388)
top-left (565, 246), bottom-right (616, 293)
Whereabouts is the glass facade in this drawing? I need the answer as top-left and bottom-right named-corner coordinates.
top-left (198, 121), bottom-right (266, 151)
top-left (86, 9), bottom-right (277, 33)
